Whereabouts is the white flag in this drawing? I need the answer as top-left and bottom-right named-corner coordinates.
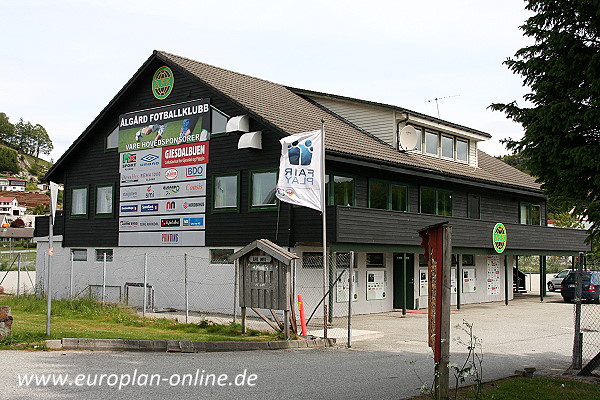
top-left (276, 130), bottom-right (324, 212)
top-left (50, 181), bottom-right (59, 223)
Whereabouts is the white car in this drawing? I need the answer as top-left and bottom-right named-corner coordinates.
top-left (547, 269), bottom-right (571, 292)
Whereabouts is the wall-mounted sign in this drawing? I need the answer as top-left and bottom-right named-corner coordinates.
top-left (492, 223), bottom-right (507, 253)
top-left (249, 255), bottom-right (272, 263)
top-left (152, 66), bottom-right (174, 100)
top-left (366, 270), bottom-right (386, 300)
top-left (119, 230), bottom-right (205, 247)
top-left (119, 214), bottom-right (205, 231)
top-left (119, 180), bottom-right (206, 202)
top-left (463, 268), bottom-right (477, 293)
top-left (119, 198), bottom-right (206, 216)
top-left (120, 164), bottom-right (207, 186)
top-left (162, 142), bottom-right (209, 168)
top-left (118, 99), bottom-right (210, 152)
top-left (336, 270), bottom-right (358, 303)
top-left (487, 255), bottom-right (501, 295)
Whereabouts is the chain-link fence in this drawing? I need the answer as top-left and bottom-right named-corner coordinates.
top-left (571, 254), bottom-right (600, 375)
top-left (0, 252), bottom-right (36, 295)
top-left (37, 247), bottom-right (355, 346)
top-left (297, 252), bottom-right (354, 345)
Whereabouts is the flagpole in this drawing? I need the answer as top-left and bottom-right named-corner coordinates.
top-left (321, 119), bottom-right (328, 338)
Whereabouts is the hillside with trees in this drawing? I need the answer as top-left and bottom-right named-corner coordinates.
top-left (0, 112), bottom-right (53, 183)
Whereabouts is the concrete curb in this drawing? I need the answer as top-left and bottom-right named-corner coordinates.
top-left (49, 338), bottom-right (336, 352)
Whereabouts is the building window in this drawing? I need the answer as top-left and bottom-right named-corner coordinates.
top-left (71, 249), bottom-right (87, 261)
top-left (407, 126), bottom-right (469, 164)
top-left (441, 135), bottom-right (454, 159)
top-left (456, 139), bottom-right (469, 162)
top-left (95, 184), bottom-right (114, 217)
top-left (213, 173), bottom-right (239, 211)
top-left (210, 249), bottom-right (234, 264)
top-left (95, 249), bottom-right (113, 262)
top-left (414, 127), bottom-right (422, 152)
top-left (211, 107), bottom-right (229, 135)
top-left (325, 174), bottom-right (354, 206)
top-left (425, 131), bottom-right (439, 155)
top-left (70, 186), bottom-right (88, 218)
top-left (420, 187), bottom-right (453, 216)
top-left (106, 126), bottom-right (119, 149)
top-left (468, 194), bottom-right (480, 219)
top-left (366, 253), bottom-right (385, 268)
top-left (250, 170), bottom-right (277, 210)
top-left (462, 254), bottom-right (475, 266)
top-left (369, 180), bottom-right (388, 210)
top-left (520, 202), bottom-right (541, 225)
top-left (302, 252), bottom-right (323, 269)
top-left (368, 180), bottom-right (408, 211)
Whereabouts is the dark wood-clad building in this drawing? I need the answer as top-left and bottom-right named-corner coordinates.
top-left (35, 50), bottom-right (589, 314)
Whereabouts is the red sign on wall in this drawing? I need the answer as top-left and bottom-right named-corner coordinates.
top-left (161, 142), bottom-right (209, 168)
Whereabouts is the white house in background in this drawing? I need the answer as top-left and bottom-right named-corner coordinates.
top-left (0, 197), bottom-right (26, 218)
top-left (0, 177), bottom-right (26, 192)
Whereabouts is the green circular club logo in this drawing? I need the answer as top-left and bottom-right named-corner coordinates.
top-left (152, 66), bottom-right (174, 100)
top-left (493, 223), bottom-right (507, 254)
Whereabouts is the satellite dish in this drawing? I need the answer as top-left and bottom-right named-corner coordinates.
top-left (399, 125), bottom-right (418, 151)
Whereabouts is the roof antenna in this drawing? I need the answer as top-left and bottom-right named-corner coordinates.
top-left (425, 94), bottom-right (459, 118)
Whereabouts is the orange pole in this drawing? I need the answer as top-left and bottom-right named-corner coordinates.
top-left (298, 294), bottom-right (307, 336)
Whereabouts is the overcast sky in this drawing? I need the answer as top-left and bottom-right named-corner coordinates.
top-left (1, 0), bottom-right (533, 162)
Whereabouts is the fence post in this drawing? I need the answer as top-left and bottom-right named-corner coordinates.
top-left (184, 253), bottom-right (189, 324)
top-left (69, 251), bottom-right (74, 298)
top-left (143, 253), bottom-right (148, 317)
top-left (347, 251), bottom-right (354, 348)
top-left (233, 259), bottom-right (239, 324)
top-left (17, 253), bottom-right (21, 297)
top-left (571, 252), bottom-right (584, 370)
top-left (102, 252), bottom-right (107, 304)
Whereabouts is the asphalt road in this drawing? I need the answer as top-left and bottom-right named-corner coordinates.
top-left (0, 293), bottom-right (582, 400)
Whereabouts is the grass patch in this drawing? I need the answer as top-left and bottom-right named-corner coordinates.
top-left (413, 377), bottom-right (600, 400)
top-left (0, 295), bottom-right (276, 349)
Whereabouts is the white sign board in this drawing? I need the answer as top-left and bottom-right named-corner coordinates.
top-left (119, 198), bottom-right (206, 216)
top-left (419, 268), bottom-right (428, 296)
top-left (119, 231), bottom-right (205, 247)
top-left (487, 255), bottom-right (501, 295)
top-left (120, 164), bottom-right (207, 186)
top-left (336, 270), bottom-right (358, 303)
top-left (120, 180), bottom-right (206, 202)
top-left (463, 268), bottom-right (477, 293)
top-left (366, 270), bottom-right (386, 300)
top-left (119, 214), bottom-right (205, 231)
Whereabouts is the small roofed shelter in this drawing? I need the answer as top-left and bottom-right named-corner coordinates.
top-left (229, 239), bottom-right (299, 339)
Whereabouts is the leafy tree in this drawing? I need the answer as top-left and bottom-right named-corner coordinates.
top-left (0, 146), bottom-right (19, 174)
top-left (490, 0), bottom-right (600, 240)
top-left (0, 113), bottom-right (14, 145)
top-left (32, 124), bottom-right (53, 157)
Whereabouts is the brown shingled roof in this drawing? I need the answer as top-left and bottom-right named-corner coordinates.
top-left (158, 51), bottom-right (540, 193)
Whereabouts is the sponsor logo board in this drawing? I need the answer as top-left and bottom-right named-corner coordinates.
top-left (120, 164), bottom-right (207, 186)
top-left (162, 142), bottom-right (209, 168)
top-left (119, 180), bottom-right (205, 201)
top-left (118, 198), bottom-right (206, 216)
top-left (119, 230), bottom-right (205, 247)
top-left (119, 215), bottom-right (204, 231)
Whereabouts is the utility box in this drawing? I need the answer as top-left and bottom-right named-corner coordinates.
top-left (229, 239), bottom-right (298, 338)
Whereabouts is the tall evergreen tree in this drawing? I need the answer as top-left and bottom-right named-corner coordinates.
top-left (491, 0), bottom-right (600, 239)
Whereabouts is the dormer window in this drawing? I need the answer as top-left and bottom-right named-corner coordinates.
top-left (402, 125), bottom-right (469, 164)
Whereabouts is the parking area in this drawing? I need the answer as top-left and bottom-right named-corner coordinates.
top-left (347, 292), bottom-right (576, 372)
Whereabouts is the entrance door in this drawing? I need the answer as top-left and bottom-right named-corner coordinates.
top-left (393, 253), bottom-right (415, 309)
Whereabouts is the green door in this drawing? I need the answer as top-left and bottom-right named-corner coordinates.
top-left (393, 253), bottom-right (415, 310)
